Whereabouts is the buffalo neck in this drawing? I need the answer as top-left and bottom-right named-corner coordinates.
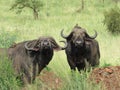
top-left (41, 48), bottom-right (53, 56)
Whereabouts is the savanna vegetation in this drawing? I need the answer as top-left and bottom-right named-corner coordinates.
top-left (0, 0), bottom-right (120, 90)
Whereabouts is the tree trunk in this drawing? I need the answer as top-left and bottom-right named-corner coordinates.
top-left (103, 0), bottom-right (104, 3)
top-left (77, 0), bottom-right (84, 12)
top-left (33, 9), bottom-right (38, 20)
top-left (81, 0), bottom-right (84, 10)
top-left (114, 0), bottom-right (118, 3)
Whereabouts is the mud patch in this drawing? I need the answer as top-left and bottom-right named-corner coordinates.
top-left (37, 70), bottom-right (62, 90)
top-left (90, 66), bottom-right (120, 90)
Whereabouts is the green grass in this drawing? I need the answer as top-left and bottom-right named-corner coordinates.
top-left (0, 0), bottom-right (120, 90)
top-left (0, 57), bottom-right (20, 90)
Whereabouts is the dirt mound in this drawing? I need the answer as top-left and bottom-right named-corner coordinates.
top-left (38, 70), bottom-right (62, 90)
top-left (90, 66), bottom-right (120, 90)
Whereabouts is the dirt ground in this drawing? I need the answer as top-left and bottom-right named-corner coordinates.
top-left (37, 66), bottom-right (120, 90)
top-left (38, 70), bottom-right (62, 90)
top-left (89, 66), bottom-right (120, 90)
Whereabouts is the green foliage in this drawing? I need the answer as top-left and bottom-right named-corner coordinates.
top-left (104, 7), bottom-right (120, 34)
top-left (0, 57), bottom-right (20, 90)
top-left (0, 30), bottom-right (17, 48)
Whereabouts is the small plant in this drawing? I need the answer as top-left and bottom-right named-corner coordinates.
top-left (104, 7), bottom-right (120, 34)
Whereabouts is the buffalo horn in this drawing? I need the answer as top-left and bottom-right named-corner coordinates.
top-left (25, 42), bottom-right (35, 51)
top-left (85, 30), bottom-right (97, 39)
top-left (59, 41), bottom-right (67, 50)
top-left (61, 29), bottom-right (68, 39)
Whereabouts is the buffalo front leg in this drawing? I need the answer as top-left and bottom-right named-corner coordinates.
top-left (38, 64), bottom-right (46, 75)
top-left (67, 56), bottom-right (76, 71)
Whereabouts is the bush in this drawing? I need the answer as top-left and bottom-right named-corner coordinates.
top-left (0, 30), bottom-right (18, 48)
top-left (0, 57), bottom-right (20, 90)
top-left (104, 7), bottom-right (120, 34)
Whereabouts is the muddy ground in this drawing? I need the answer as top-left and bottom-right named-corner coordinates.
top-left (38, 70), bottom-right (62, 90)
top-left (90, 66), bottom-right (120, 90)
top-left (38, 66), bottom-right (120, 90)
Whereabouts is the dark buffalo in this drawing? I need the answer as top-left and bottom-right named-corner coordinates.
top-left (61, 24), bottom-right (100, 71)
top-left (8, 36), bottom-right (66, 84)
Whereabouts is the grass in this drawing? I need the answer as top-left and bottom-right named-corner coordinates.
top-left (0, 57), bottom-right (20, 90)
top-left (0, 0), bottom-right (120, 90)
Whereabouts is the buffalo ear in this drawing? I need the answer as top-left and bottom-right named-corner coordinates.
top-left (49, 37), bottom-right (61, 51)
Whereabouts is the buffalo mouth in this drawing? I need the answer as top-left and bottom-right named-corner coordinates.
top-left (42, 46), bottom-right (51, 50)
top-left (75, 44), bottom-right (84, 48)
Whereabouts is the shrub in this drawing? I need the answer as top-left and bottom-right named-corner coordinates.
top-left (0, 30), bottom-right (18, 48)
top-left (104, 7), bottom-right (120, 34)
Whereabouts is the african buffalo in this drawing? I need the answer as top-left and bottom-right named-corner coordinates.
top-left (61, 24), bottom-right (100, 71)
top-left (8, 36), bottom-right (66, 84)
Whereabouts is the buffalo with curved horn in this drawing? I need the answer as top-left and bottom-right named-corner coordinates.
top-left (61, 24), bottom-right (100, 71)
top-left (8, 36), bottom-right (67, 84)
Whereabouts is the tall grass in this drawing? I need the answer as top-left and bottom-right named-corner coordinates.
top-left (0, 0), bottom-right (120, 90)
top-left (0, 57), bottom-right (20, 90)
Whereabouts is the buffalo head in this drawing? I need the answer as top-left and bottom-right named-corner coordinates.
top-left (61, 24), bottom-right (97, 47)
top-left (25, 37), bottom-right (67, 51)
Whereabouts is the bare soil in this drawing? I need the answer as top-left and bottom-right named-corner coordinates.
top-left (28, 66), bottom-right (120, 90)
top-left (89, 66), bottom-right (120, 90)
top-left (38, 70), bottom-right (62, 90)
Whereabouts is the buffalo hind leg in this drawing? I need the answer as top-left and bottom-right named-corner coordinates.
top-left (22, 70), bottom-right (32, 85)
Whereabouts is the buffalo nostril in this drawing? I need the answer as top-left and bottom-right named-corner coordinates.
top-left (46, 43), bottom-right (49, 46)
top-left (76, 41), bottom-right (82, 44)
top-left (44, 42), bottom-right (49, 46)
